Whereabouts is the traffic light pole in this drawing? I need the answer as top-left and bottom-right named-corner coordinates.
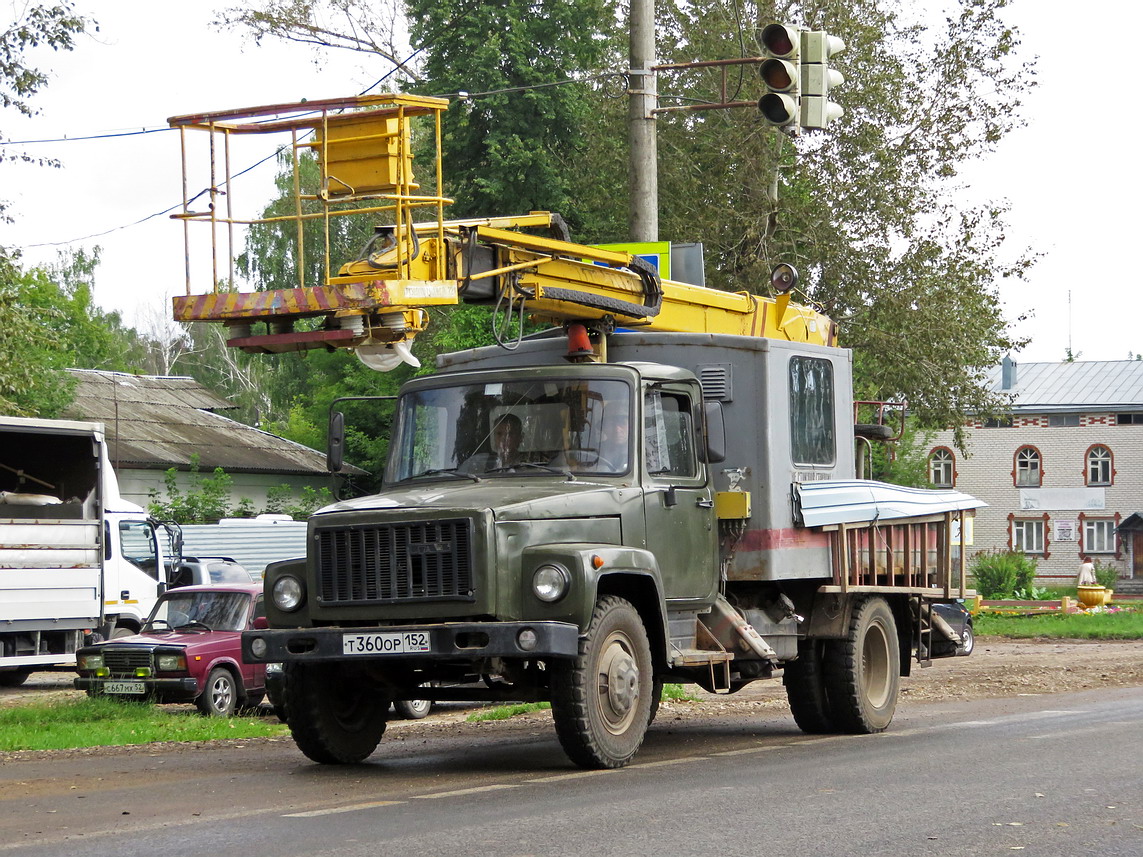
top-left (628, 0), bottom-right (657, 243)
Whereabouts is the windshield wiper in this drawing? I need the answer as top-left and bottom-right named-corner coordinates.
top-left (406, 468), bottom-right (481, 483)
top-left (174, 621), bottom-right (213, 633)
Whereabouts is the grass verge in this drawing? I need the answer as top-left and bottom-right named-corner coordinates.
top-left (975, 606), bottom-right (1143, 640)
top-left (467, 701), bottom-right (551, 722)
top-left (0, 697), bottom-right (288, 752)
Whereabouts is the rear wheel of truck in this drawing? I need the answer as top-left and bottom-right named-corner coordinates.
top-left (551, 596), bottom-right (653, 769)
top-left (285, 663), bottom-right (387, 764)
top-left (783, 639), bottom-right (835, 734)
top-left (823, 596), bottom-right (899, 733)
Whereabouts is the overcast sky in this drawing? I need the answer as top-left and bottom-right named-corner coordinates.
top-left (4, 1), bottom-right (1141, 364)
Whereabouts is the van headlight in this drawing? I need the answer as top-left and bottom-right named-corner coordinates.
top-left (532, 564), bottom-right (570, 603)
top-left (272, 575), bottom-right (305, 612)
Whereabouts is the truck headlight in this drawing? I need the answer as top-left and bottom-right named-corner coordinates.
top-left (77, 653), bottom-right (103, 671)
top-left (272, 575), bottom-right (305, 612)
top-left (532, 564), bottom-right (570, 603)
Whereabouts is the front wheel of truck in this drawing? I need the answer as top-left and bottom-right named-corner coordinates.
top-left (551, 596), bottom-right (653, 769)
top-left (285, 663), bottom-right (388, 764)
top-left (823, 596), bottom-right (900, 734)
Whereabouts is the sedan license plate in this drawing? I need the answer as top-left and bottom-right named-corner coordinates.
top-left (104, 681), bottom-right (146, 695)
top-left (342, 630), bottom-right (432, 656)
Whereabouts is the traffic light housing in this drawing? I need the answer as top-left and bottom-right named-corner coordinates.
top-left (757, 23), bottom-right (801, 128)
top-left (799, 31), bottom-right (846, 129)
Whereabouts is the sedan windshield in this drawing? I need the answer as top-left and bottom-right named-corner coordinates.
top-left (385, 377), bottom-right (632, 482)
top-left (148, 591), bottom-right (251, 632)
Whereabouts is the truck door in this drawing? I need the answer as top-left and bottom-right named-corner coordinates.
top-left (641, 384), bottom-right (718, 605)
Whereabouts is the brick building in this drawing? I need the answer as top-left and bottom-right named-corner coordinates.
top-left (928, 358), bottom-right (1143, 586)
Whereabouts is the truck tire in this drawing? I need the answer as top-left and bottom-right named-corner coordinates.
top-left (783, 639), bottom-right (835, 734)
top-left (394, 697), bottom-right (432, 719)
top-left (0, 668), bottom-right (31, 687)
top-left (196, 667), bottom-right (239, 717)
top-left (284, 663), bottom-right (387, 764)
top-left (551, 596), bottom-right (653, 769)
top-left (823, 597), bottom-right (899, 734)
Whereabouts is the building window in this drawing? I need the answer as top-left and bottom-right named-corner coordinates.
top-left (1014, 446), bottom-right (1042, 487)
top-left (929, 448), bottom-right (955, 488)
top-left (1012, 519), bottom-right (1045, 555)
top-left (983, 416), bottom-right (1014, 428)
top-left (1083, 518), bottom-right (1116, 555)
top-left (1086, 445), bottom-right (1113, 486)
top-left (1048, 414), bottom-right (1080, 427)
top-left (1116, 413), bottom-right (1143, 425)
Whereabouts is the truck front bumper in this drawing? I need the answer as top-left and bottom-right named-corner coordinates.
top-left (242, 621), bottom-right (580, 664)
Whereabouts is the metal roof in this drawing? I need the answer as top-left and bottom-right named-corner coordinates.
top-left (63, 369), bottom-right (332, 475)
top-left (989, 360), bottom-right (1143, 412)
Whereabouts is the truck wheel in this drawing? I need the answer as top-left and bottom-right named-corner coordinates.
top-left (196, 668), bottom-right (238, 717)
top-left (783, 639), bottom-right (835, 734)
top-left (0, 668), bottom-right (31, 687)
top-left (647, 676), bottom-right (664, 727)
top-left (394, 697), bottom-right (432, 719)
top-left (285, 663), bottom-right (387, 764)
top-left (551, 596), bottom-right (653, 769)
top-left (823, 597), bottom-right (900, 733)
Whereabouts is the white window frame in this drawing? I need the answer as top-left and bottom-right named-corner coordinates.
top-left (1087, 446), bottom-right (1112, 486)
top-left (1084, 519), bottom-right (1116, 555)
top-left (1012, 519), bottom-right (1045, 555)
top-left (929, 449), bottom-right (954, 488)
top-left (1015, 447), bottom-right (1041, 487)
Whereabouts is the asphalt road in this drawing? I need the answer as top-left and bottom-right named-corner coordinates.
top-left (2, 687), bottom-right (1140, 856)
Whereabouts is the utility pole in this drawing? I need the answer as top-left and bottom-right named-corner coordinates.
top-left (628, 0), bottom-right (657, 242)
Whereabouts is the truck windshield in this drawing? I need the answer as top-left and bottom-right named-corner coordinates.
top-left (386, 378), bottom-right (632, 482)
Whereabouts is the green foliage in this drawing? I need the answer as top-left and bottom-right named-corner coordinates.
top-left (0, 696), bottom-right (286, 752)
top-left (262, 484), bottom-right (333, 519)
top-left (970, 549), bottom-right (1037, 599)
top-left (1093, 561), bottom-right (1119, 591)
top-left (660, 683), bottom-right (700, 702)
top-left (406, 0), bottom-right (619, 228)
top-left (1012, 585), bottom-right (1048, 601)
top-left (147, 455), bottom-right (332, 524)
top-left (973, 606), bottom-right (1143, 640)
top-left (466, 701), bottom-right (551, 722)
top-left (148, 455), bottom-right (235, 524)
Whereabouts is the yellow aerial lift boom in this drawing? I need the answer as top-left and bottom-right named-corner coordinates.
top-left (168, 94), bottom-right (834, 364)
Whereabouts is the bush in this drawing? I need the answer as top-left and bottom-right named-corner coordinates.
top-left (1093, 561), bottom-right (1120, 590)
top-left (970, 550), bottom-right (1038, 598)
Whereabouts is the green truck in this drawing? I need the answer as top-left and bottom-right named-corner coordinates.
top-left (242, 328), bottom-right (980, 769)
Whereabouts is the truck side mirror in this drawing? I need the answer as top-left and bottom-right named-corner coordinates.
top-left (703, 402), bottom-right (727, 464)
top-left (328, 411), bottom-right (345, 473)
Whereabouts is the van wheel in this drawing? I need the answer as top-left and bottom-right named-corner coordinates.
top-left (823, 597), bottom-right (900, 733)
top-left (783, 639), bottom-right (835, 733)
top-left (285, 663), bottom-right (387, 764)
top-left (196, 668), bottom-right (238, 717)
top-left (551, 596), bottom-right (653, 769)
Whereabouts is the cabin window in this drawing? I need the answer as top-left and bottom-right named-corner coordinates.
top-left (789, 357), bottom-right (835, 466)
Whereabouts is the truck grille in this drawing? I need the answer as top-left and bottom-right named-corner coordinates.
top-left (315, 519), bottom-right (475, 605)
top-left (102, 648), bottom-right (152, 675)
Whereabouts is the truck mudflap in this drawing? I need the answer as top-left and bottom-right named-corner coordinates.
top-left (242, 621), bottom-right (581, 664)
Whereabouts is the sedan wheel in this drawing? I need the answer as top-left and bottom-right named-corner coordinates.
top-left (196, 667), bottom-right (238, 717)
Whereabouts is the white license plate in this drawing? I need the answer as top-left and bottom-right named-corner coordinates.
top-left (342, 631), bottom-right (432, 656)
top-left (104, 681), bottom-right (146, 694)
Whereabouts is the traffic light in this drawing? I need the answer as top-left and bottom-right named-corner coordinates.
top-left (757, 23), bottom-right (801, 128)
top-left (799, 31), bottom-right (846, 129)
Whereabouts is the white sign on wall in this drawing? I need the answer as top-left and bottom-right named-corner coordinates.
top-left (1019, 487), bottom-right (1105, 511)
top-left (1054, 520), bottom-right (1077, 541)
